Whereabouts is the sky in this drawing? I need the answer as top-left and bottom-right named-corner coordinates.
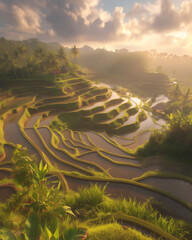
top-left (0, 0), bottom-right (192, 54)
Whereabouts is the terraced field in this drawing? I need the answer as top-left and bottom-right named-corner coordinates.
top-left (0, 75), bottom-right (192, 226)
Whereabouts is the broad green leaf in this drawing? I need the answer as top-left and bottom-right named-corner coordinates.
top-left (24, 213), bottom-right (40, 240)
top-left (62, 206), bottom-right (75, 216)
top-left (53, 228), bottom-right (60, 239)
top-left (40, 226), bottom-right (52, 240)
top-left (39, 160), bottom-right (43, 171)
top-left (43, 164), bottom-right (48, 173)
top-left (56, 182), bottom-right (61, 192)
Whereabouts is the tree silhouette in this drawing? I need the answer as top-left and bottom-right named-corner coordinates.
top-left (71, 45), bottom-right (79, 59)
top-left (2, 52), bottom-right (17, 79)
top-left (34, 47), bottom-right (47, 72)
top-left (58, 47), bottom-right (69, 71)
top-left (45, 52), bottom-right (60, 72)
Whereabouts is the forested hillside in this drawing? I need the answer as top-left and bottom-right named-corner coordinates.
top-left (0, 38), bottom-right (80, 88)
top-left (77, 47), bottom-right (171, 97)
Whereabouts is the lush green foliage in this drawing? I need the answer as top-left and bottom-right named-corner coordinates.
top-left (139, 107), bottom-right (192, 158)
top-left (100, 197), bottom-right (187, 238)
top-left (139, 85), bottom-right (192, 159)
top-left (1, 146), bottom-right (75, 239)
top-left (0, 38), bottom-right (80, 84)
top-left (88, 222), bottom-right (154, 240)
top-left (0, 146), bottom-right (189, 239)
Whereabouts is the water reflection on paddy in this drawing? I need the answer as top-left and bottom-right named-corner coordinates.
top-left (25, 113), bottom-right (41, 128)
top-left (111, 136), bottom-right (134, 146)
top-left (65, 175), bottom-right (192, 222)
top-left (86, 132), bottom-right (129, 156)
top-left (3, 145), bottom-right (15, 162)
top-left (39, 115), bottom-right (55, 127)
top-left (4, 112), bottom-right (41, 161)
top-left (121, 114), bottom-right (160, 139)
top-left (82, 91), bottom-right (120, 110)
top-left (140, 178), bottom-right (192, 205)
top-left (79, 152), bottom-right (144, 179)
top-left (127, 131), bottom-right (151, 150)
top-left (151, 95), bottom-right (169, 107)
top-left (101, 151), bottom-right (140, 164)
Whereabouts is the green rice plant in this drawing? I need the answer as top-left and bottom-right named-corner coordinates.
top-left (100, 197), bottom-right (188, 239)
top-left (63, 191), bottom-right (79, 209)
top-left (76, 184), bottom-right (107, 209)
top-left (61, 227), bottom-right (87, 240)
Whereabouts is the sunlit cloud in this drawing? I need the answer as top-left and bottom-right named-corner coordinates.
top-left (0, 0), bottom-right (192, 54)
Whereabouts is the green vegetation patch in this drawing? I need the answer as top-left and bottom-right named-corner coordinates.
top-left (138, 110), bottom-right (148, 122)
top-left (50, 112), bottom-right (84, 131)
top-left (80, 86), bottom-right (108, 100)
top-left (92, 100), bottom-right (131, 123)
top-left (126, 106), bottom-right (139, 116)
top-left (87, 222), bottom-right (155, 240)
top-left (137, 111), bottom-right (192, 160)
top-left (115, 120), bottom-right (140, 134)
top-left (69, 80), bottom-right (91, 91)
top-left (80, 98), bottom-right (123, 117)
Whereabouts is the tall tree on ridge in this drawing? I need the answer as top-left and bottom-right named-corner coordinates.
top-left (58, 47), bottom-right (69, 72)
top-left (71, 45), bottom-right (79, 60)
top-left (2, 52), bottom-right (17, 79)
top-left (17, 45), bottom-right (29, 77)
top-left (35, 47), bottom-right (47, 72)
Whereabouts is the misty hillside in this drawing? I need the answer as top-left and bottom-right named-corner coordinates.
top-left (77, 47), bottom-right (171, 97)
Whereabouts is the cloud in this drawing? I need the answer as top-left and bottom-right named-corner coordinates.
top-left (1, 0), bottom-right (192, 53)
top-left (0, 1), bottom-right (42, 37)
top-left (150, 0), bottom-right (182, 32)
top-left (145, 0), bottom-right (192, 33)
top-left (45, 0), bottom-right (126, 42)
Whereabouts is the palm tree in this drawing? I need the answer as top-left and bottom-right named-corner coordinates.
top-left (45, 52), bottom-right (60, 80)
top-left (70, 45), bottom-right (79, 59)
top-left (17, 45), bottom-right (29, 77)
top-left (45, 52), bottom-right (60, 71)
top-left (34, 47), bottom-right (47, 72)
top-left (58, 47), bottom-right (69, 72)
top-left (3, 52), bottom-right (17, 79)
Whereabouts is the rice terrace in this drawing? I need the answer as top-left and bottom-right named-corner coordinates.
top-left (1, 32), bottom-right (192, 240)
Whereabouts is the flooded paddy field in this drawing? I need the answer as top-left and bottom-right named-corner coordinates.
top-left (1, 79), bottom-right (192, 229)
